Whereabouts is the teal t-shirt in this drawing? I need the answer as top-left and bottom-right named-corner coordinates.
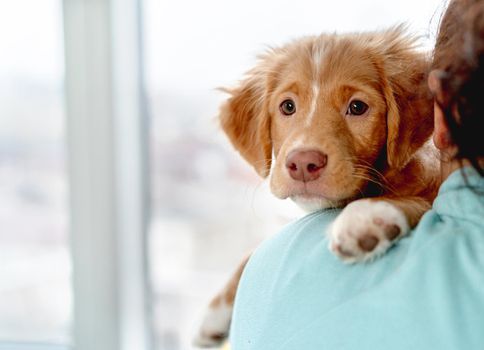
top-left (231, 168), bottom-right (484, 350)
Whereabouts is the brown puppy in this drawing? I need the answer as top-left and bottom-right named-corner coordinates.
top-left (194, 26), bottom-right (440, 347)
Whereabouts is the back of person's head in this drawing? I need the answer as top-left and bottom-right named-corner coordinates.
top-left (432, 0), bottom-right (484, 175)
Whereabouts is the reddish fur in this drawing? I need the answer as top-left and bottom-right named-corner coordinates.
top-left (209, 27), bottom-right (441, 336)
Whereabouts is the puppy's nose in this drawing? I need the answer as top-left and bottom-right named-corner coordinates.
top-left (285, 150), bottom-right (327, 182)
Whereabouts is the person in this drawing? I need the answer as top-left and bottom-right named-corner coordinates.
top-left (230, 0), bottom-right (484, 349)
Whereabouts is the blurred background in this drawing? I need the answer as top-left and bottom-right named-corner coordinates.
top-left (0, 0), bottom-right (446, 349)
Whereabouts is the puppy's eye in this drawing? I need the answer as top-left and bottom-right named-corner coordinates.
top-left (346, 100), bottom-right (369, 116)
top-left (280, 99), bottom-right (296, 116)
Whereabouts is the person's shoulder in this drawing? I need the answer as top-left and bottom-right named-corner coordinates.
top-left (409, 209), bottom-right (484, 267)
top-left (247, 209), bottom-right (341, 266)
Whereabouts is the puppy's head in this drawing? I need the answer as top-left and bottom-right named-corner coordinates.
top-left (220, 27), bottom-right (433, 210)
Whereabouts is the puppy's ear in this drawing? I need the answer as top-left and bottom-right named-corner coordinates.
top-left (378, 27), bottom-right (434, 170)
top-left (219, 65), bottom-right (274, 177)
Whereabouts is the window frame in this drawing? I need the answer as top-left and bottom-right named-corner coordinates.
top-left (63, 0), bottom-right (152, 349)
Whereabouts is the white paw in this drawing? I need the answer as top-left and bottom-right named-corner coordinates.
top-left (328, 199), bottom-right (409, 263)
top-left (193, 300), bottom-right (232, 348)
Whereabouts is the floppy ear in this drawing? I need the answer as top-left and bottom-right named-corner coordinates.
top-left (219, 67), bottom-right (273, 177)
top-left (377, 27), bottom-right (434, 170)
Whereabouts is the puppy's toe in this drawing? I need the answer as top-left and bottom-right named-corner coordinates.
top-left (357, 234), bottom-right (379, 252)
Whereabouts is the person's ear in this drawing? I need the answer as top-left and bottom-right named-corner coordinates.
top-left (428, 69), bottom-right (444, 102)
top-left (428, 70), bottom-right (453, 151)
top-left (432, 101), bottom-right (453, 150)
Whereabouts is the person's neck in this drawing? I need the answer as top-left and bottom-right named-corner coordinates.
top-left (440, 157), bottom-right (483, 182)
top-left (440, 159), bottom-right (462, 182)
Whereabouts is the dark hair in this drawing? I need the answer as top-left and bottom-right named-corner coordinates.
top-left (432, 0), bottom-right (484, 175)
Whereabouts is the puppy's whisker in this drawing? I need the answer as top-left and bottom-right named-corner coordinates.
top-left (351, 171), bottom-right (398, 196)
top-left (351, 174), bottom-right (386, 193)
top-left (344, 156), bottom-right (397, 194)
top-left (352, 159), bottom-right (392, 184)
top-left (360, 170), bottom-right (397, 194)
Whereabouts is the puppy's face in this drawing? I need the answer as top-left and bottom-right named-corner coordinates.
top-left (220, 28), bottom-right (430, 210)
top-left (268, 45), bottom-right (388, 209)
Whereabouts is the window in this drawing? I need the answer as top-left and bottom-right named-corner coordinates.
top-left (0, 0), bottom-right (70, 347)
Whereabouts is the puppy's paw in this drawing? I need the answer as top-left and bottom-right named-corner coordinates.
top-left (193, 299), bottom-right (232, 348)
top-left (328, 199), bottom-right (409, 263)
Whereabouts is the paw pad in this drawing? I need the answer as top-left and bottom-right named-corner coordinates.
top-left (357, 234), bottom-right (379, 252)
top-left (373, 217), bottom-right (402, 240)
top-left (384, 224), bottom-right (401, 240)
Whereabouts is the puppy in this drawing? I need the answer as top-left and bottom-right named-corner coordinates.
top-left (194, 26), bottom-right (440, 347)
